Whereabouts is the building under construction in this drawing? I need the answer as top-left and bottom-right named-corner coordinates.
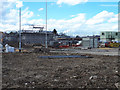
top-left (3, 26), bottom-right (55, 47)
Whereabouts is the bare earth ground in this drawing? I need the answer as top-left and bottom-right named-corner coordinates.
top-left (2, 51), bottom-right (119, 89)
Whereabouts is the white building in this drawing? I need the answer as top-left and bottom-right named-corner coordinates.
top-left (100, 31), bottom-right (120, 42)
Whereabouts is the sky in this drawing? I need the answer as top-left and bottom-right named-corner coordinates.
top-left (0, 0), bottom-right (119, 36)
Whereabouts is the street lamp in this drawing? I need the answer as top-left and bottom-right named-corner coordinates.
top-left (19, 8), bottom-right (21, 52)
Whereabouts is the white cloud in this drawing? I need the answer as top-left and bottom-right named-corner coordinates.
top-left (38, 8), bottom-right (44, 11)
top-left (4, 0), bottom-right (23, 8)
top-left (5, 9), bottom-right (19, 23)
top-left (20, 7), bottom-right (34, 25)
top-left (46, 13), bottom-right (86, 35)
top-left (86, 11), bottom-right (115, 25)
top-left (37, 14), bottom-right (40, 16)
top-left (22, 10), bottom-right (34, 19)
top-left (45, 11), bottom-right (118, 36)
top-left (0, 0), bottom-right (33, 32)
top-left (27, 19), bottom-right (44, 25)
top-left (0, 0), bottom-right (23, 22)
top-left (57, 0), bottom-right (88, 5)
top-left (0, 1), bottom-right (118, 37)
top-left (16, 1), bottom-right (23, 8)
top-left (108, 14), bottom-right (118, 23)
top-left (70, 15), bottom-right (76, 17)
top-left (111, 24), bottom-right (118, 30)
top-left (2, 6), bottom-right (34, 25)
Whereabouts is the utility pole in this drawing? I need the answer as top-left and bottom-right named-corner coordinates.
top-left (93, 34), bottom-right (94, 48)
top-left (45, 0), bottom-right (48, 48)
top-left (19, 8), bottom-right (22, 52)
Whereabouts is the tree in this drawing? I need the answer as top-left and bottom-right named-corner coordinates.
top-left (76, 35), bottom-right (80, 38)
top-left (53, 29), bottom-right (57, 35)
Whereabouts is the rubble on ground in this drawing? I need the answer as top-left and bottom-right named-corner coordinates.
top-left (2, 51), bottom-right (119, 89)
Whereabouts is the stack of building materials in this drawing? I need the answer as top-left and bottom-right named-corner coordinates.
top-left (82, 36), bottom-right (99, 49)
top-left (5, 44), bottom-right (14, 53)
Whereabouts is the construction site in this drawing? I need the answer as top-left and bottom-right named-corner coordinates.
top-left (0, 27), bottom-right (120, 89)
top-left (1, 47), bottom-right (120, 89)
top-left (0, 2), bottom-right (120, 89)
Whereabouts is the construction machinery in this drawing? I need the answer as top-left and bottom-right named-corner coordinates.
top-left (105, 42), bottom-right (120, 48)
top-left (109, 42), bottom-right (120, 48)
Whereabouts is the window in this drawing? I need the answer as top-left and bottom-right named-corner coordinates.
top-left (102, 33), bottom-right (104, 35)
top-left (22, 36), bottom-right (26, 40)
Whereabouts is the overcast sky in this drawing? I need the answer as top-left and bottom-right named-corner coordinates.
top-left (0, 0), bottom-right (118, 36)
